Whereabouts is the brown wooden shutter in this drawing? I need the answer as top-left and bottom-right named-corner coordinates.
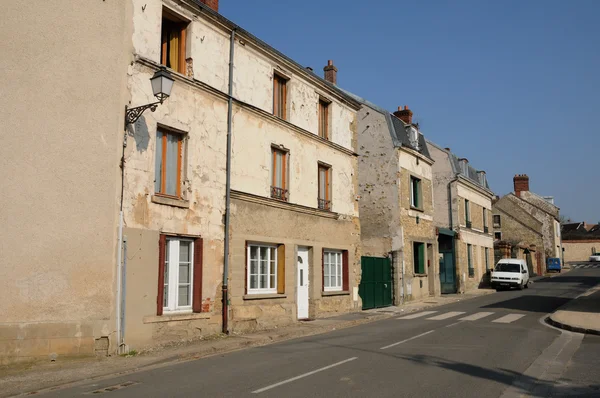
top-left (277, 244), bottom-right (285, 294)
top-left (244, 241), bottom-right (248, 295)
top-left (157, 234), bottom-right (167, 316)
top-left (342, 250), bottom-right (349, 291)
top-left (192, 237), bottom-right (203, 313)
top-left (322, 248), bottom-right (325, 292)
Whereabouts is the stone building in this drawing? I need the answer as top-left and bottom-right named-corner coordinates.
top-left (342, 94), bottom-right (439, 305)
top-left (426, 143), bottom-right (494, 293)
top-left (561, 222), bottom-right (600, 263)
top-left (492, 174), bottom-right (562, 274)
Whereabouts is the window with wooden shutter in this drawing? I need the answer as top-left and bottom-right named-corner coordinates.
top-left (318, 164), bottom-right (331, 211)
top-left (161, 8), bottom-right (188, 74)
top-left (342, 250), bottom-right (349, 291)
top-left (192, 237), bottom-right (203, 313)
top-left (247, 243), bottom-right (278, 294)
top-left (271, 148), bottom-right (288, 201)
top-left (157, 235), bottom-right (167, 316)
top-left (277, 244), bottom-right (285, 294)
top-left (155, 128), bottom-right (183, 198)
top-left (322, 249), bottom-right (348, 292)
top-left (318, 99), bottom-right (329, 139)
top-left (413, 242), bottom-right (425, 275)
top-left (273, 74), bottom-right (287, 120)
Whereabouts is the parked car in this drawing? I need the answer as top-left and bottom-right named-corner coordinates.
top-left (491, 259), bottom-right (530, 291)
top-left (590, 253), bottom-right (600, 262)
top-left (546, 257), bottom-right (561, 273)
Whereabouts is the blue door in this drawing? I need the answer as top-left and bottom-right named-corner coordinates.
top-left (439, 252), bottom-right (456, 294)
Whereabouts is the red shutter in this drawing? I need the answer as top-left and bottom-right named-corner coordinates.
top-left (157, 234), bottom-right (167, 316)
top-left (322, 248), bottom-right (325, 292)
top-left (342, 250), bottom-right (349, 291)
top-left (244, 241), bottom-right (248, 295)
top-left (192, 237), bottom-right (204, 313)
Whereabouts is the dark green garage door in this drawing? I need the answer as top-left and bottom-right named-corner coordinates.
top-left (359, 256), bottom-right (392, 310)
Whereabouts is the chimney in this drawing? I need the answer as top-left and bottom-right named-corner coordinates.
top-left (323, 60), bottom-right (338, 85)
top-left (513, 174), bottom-right (530, 198)
top-left (306, 66), bottom-right (313, 72)
top-left (200, 0), bottom-right (219, 12)
top-left (444, 147), bottom-right (451, 152)
top-left (393, 105), bottom-right (413, 125)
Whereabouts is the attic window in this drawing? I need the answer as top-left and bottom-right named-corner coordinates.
top-left (406, 126), bottom-right (420, 150)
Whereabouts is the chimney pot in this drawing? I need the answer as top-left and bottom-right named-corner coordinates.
top-left (323, 60), bottom-right (338, 85)
top-left (393, 105), bottom-right (413, 125)
top-left (200, 0), bottom-right (219, 12)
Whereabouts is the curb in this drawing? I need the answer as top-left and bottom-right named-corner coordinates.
top-left (545, 316), bottom-right (600, 336)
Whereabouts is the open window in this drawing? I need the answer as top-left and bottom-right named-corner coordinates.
top-left (161, 8), bottom-right (189, 74)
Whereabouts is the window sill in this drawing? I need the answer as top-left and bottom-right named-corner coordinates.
top-left (410, 206), bottom-right (424, 213)
top-left (322, 290), bottom-right (350, 297)
top-left (143, 312), bottom-right (210, 324)
top-left (414, 273), bottom-right (428, 277)
top-left (151, 195), bottom-right (189, 209)
top-left (243, 293), bottom-right (287, 300)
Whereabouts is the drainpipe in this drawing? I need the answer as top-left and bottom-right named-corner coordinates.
top-left (222, 28), bottom-right (236, 335)
top-left (120, 236), bottom-right (128, 350)
top-left (116, 130), bottom-right (127, 354)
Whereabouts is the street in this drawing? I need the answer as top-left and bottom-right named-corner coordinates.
top-left (35, 267), bottom-right (600, 398)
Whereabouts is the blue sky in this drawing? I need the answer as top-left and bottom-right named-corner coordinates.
top-left (220, 0), bottom-right (600, 222)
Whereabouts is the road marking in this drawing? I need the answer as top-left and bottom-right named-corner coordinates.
top-left (444, 321), bottom-right (464, 328)
top-left (460, 312), bottom-right (495, 321)
top-left (426, 311), bottom-right (465, 320)
top-left (397, 311), bottom-right (437, 320)
top-left (492, 314), bottom-right (525, 324)
top-left (251, 357), bottom-right (358, 393)
top-left (380, 330), bottom-right (435, 350)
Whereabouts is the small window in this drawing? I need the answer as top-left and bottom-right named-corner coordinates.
top-left (323, 250), bottom-right (342, 291)
top-left (494, 232), bottom-right (502, 241)
top-left (247, 244), bottom-right (277, 294)
top-left (467, 244), bottom-right (474, 277)
top-left (318, 99), bottom-right (329, 139)
top-left (318, 164), bottom-right (331, 210)
top-left (465, 199), bottom-right (471, 227)
top-left (493, 215), bottom-right (501, 228)
top-left (413, 242), bottom-right (425, 274)
top-left (271, 148), bottom-right (288, 201)
top-left (273, 74), bottom-right (288, 120)
top-left (155, 128), bottom-right (183, 198)
top-left (483, 209), bottom-right (488, 228)
top-left (410, 176), bottom-right (422, 209)
top-left (161, 9), bottom-right (188, 74)
top-left (485, 247), bottom-right (489, 271)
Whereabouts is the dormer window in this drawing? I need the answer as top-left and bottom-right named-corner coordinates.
top-left (407, 126), bottom-right (420, 150)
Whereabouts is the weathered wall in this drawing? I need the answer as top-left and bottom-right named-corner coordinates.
top-left (427, 143), bottom-right (455, 228)
top-left (356, 107), bottom-right (401, 257)
top-left (229, 198), bottom-right (361, 332)
top-left (456, 231), bottom-right (494, 292)
top-left (563, 241), bottom-right (600, 263)
top-left (0, 2), bottom-right (131, 363)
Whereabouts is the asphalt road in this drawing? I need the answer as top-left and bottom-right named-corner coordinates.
top-left (36, 267), bottom-right (600, 398)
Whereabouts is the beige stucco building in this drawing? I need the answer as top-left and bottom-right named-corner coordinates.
top-left (345, 95), bottom-right (439, 305)
top-left (427, 142), bottom-right (494, 293)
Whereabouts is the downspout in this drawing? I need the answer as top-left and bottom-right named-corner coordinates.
top-left (222, 28), bottom-right (236, 334)
top-left (116, 129), bottom-right (127, 353)
top-left (120, 236), bottom-right (128, 350)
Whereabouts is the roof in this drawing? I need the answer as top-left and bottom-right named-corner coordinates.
top-left (426, 140), bottom-right (491, 191)
top-left (189, 1), bottom-right (360, 108)
top-left (340, 89), bottom-right (432, 159)
top-left (562, 222), bottom-right (600, 240)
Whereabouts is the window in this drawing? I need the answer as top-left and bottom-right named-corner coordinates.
top-left (155, 129), bottom-right (183, 197)
top-left (494, 232), bottom-right (502, 241)
top-left (318, 99), bottom-right (329, 139)
top-left (493, 215), bottom-right (501, 228)
top-left (318, 164), bottom-right (331, 210)
top-left (247, 244), bottom-right (277, 294)
top-left (157, 235), bottom-right (203, 315)
top-left (467, 244), bottom-right (474, 277)
top-left (413, 242), bottom-right (425, 274)
top-left (271, 148), bottom-right (288, 201)
top-left (410, 176), bottom-right (422, 209)
top-left (273, 74), bottom-right (287, 120)
top-left (483, 208), bottom-right (488, 232)
top-left (323, 251), bottom-right (342, 291)
top-left (161, 9), bottom-right (188, 74)
top-left (485, 247), bottom-right (489, 271)
top-left (465, 199), bottom-right (471, 228)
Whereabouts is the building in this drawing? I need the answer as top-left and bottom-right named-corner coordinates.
top-left (426, 143), bottom-right (495, 293)
top-left (562, 222), bottom-right (600, 263)
top-left (0, 0), bottom-right (362, 363)
top-left (343, 95), bottom-right (438, 306)
top-left (492, 175), bottom-right (562, 274)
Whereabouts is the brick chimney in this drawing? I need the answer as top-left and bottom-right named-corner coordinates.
top-left (513, 174), bottom-right (530, 198)
top-left (323, 60), bottom-right (338, 85)
top-left (200, 0), bottom-right (218, 12)
top-left (393, 106), bottom-right (413, 125)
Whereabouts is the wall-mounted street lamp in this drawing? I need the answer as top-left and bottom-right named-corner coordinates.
top-left (124, 67), bottom-right (175, 129)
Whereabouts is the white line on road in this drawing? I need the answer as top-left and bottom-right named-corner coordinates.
top-left (427, 311), bottom-right (466, 320)
top-left (251, 357), bottom-right (358, 393)
top-left (380, 330), bottom-right (435, 350)
top-left (460, 312), bottom-right (495, 321)
top-left (444, 321), bottom-right (464, 328)
top-left (397, 311), bottom-right (437, 320)
top-left (492, 314), bottom-right (525, 324)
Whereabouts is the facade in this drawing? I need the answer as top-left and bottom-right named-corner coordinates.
top-left (561, 223), bottom-right (600, 263)
top-left (493, 175), bottom-right (562, 273)
top-left (346, 96), bottom-right (439, 304)
top-left (427, 143), bottom-right (494, 293)
top-left (0, 2), bottom-right (131, 364)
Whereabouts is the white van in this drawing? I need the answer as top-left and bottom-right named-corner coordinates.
top-left (490, 259), bottom-right (530, 291)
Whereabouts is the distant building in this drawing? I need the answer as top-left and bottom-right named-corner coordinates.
top-left (562, 222), bottom-right (600, 262)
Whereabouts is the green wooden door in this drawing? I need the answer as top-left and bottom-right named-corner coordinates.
top-left (439, 251), bottom-right (457, 294)
top-left (359, 257), bottom-right (392, 310)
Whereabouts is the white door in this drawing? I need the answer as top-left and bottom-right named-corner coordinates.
top-left (297, 248), bottom-right (310, 319)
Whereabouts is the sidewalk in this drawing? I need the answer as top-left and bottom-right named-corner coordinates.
top-left (547, 285), bottom-right (600, 335)
top-left (0, 288), bottom-right (494, 397)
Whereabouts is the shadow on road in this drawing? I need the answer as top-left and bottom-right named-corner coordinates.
top-left (482, 295), bottom-right (571, 313)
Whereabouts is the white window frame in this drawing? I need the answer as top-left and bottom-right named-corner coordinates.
top-left (324, 250), bottom-right (343, 291)
top-left (163, 238), bottom-right (194, 313)
top-left (247, 243), bottom-right (278, 294)
top-left (410, 176), bottom-right (421, 208)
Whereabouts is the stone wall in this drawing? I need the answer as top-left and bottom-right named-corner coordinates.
top-left (563, 240), bottom-right (600, 262)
